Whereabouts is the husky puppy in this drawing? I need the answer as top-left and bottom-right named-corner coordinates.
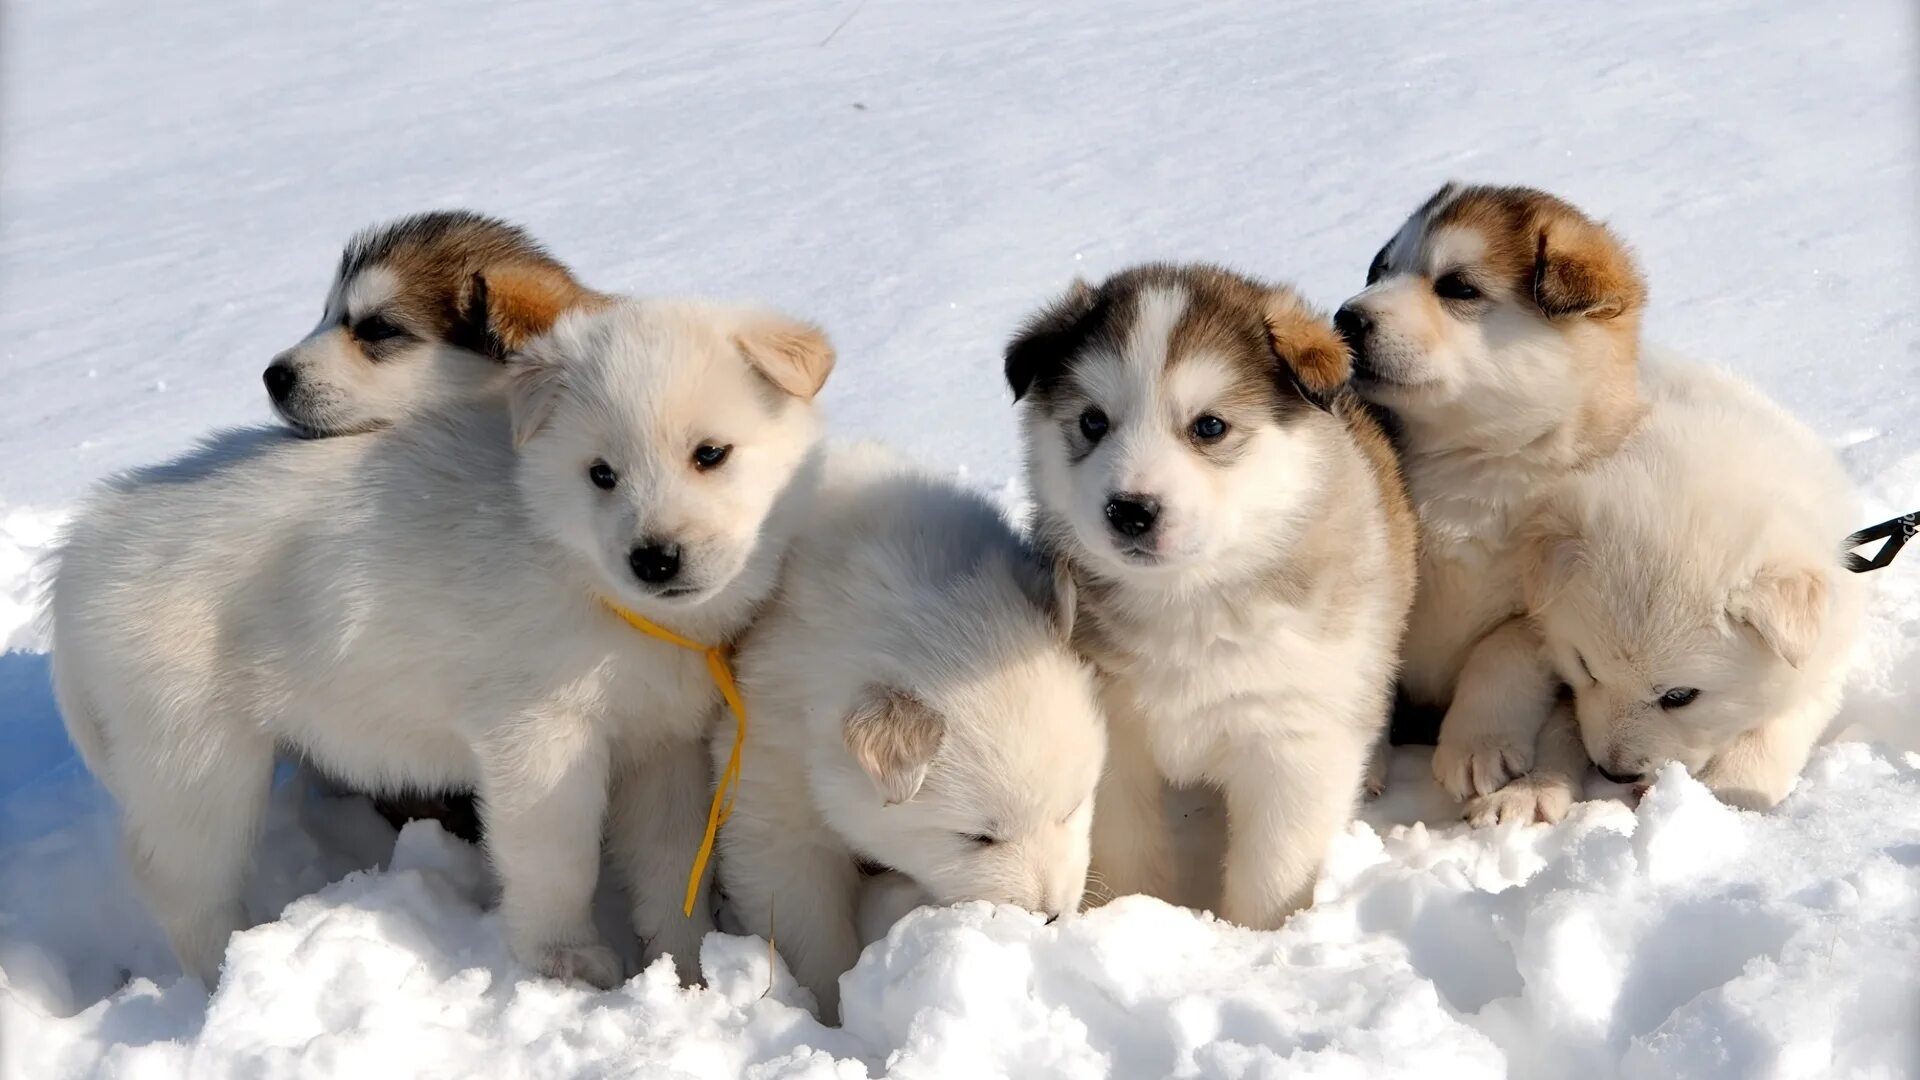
top-left (266, 210), bottom-right (602, 437)
top-left (1007, 264), bottom-right (1415, 929)
top-left (1336, 183), bottom-right (1649, 823)
top-left (50, 298), bottom-right (832, 988)
top-left (716, 444), bottom-right (1105, 1021)
top-left (1522, 362), bottom-right (1867, 811)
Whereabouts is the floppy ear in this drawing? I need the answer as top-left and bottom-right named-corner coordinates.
top-left (1519, 507), bottom-right (1583, 614)
top-left (1531, 214), bottom-right (1645, 321)
top-left (1005, 279), bottom-right (1097, 402)
top-left (456, 265), bottom-right (592, 360)
top-left (734, 313), bottom-right (835, 401)
top-left (1264, 291), bottom-right (1349, 412)
top-left (843, 687), bottom-right (945, 805)
top-left (1728, 564), bottom-right (1828, 669)
top-left (504, 342), bottom-right (566, 449)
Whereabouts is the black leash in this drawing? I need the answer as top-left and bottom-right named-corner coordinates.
top-left (1845, 512), bottom-right (1916, 573)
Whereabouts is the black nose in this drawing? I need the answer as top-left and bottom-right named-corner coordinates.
top-left (1597, 765), bottom-right (1643, 785)
top-left (628, 542), bottom-right (682, 585)
top-left (1104, 495), bottom-right (1160, 538)
top-left (263, 362), bottom-right (297, 404)
top-left (1334, 306), bottom-right (1371, 354)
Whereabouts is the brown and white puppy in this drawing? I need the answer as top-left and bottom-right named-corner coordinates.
top-left (1009, 264), bottom-right (1415, 929)
top-left (1336, 183), bottom-right (1648, 825)
top-left (266, 210), bottom-right (603, 437)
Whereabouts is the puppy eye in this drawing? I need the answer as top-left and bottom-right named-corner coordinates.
top-left (692, 444), bottom-right (732, 471)
top-left (1078, 408), bottom-right (1110, 442)
top-left (353, 315), bottom-right (408, 343)
top-left (587, 459), bottom-right (618, 490)
top-left (961, 833), bottom-right (999, 847)
top-left (1433, 272), bottom-right (1483, 302)
top-left (1189, 415), bottom-right (1229, 443)
top-left (1657, 687), bottom-right (1701, 710)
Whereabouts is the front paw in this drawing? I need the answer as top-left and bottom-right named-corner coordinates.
top-left (1364, 745), bottom-right (1391, 800)
top-left (641, 916), bottom-right (711, 986)
top-left (1698, 757), bottom-right (1794, 812)
top-left (1433, 734), bottom-right (1534, 801)
top-left (522, 939), bottom-right (625, 990)
top-left (1464, 773), bottom-right (1573, 827)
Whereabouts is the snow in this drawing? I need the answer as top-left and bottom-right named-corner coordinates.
top-left (1, 0), bottom-right (1916, 1077)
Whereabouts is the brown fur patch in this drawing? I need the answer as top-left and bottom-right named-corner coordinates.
top-left (341, 210), bottom-right (603, 361)
top-left (1425, 185), bottom-right (1647, 320)
top-left (734, 315), bottom-right (836, 401)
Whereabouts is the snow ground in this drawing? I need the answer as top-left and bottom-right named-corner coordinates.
top-left (1, 0), bottom-right (1916, 1077)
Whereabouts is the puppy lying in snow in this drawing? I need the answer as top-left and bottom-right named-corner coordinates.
top-left (716, 444), bottom-right (1106, 1022)
top-left (266, 209), bottom-right (604, 437)
top-left (1007, 264), bottom-right (1416, 930)
top-left (1336, 183), bottom-right (1651, 824)
top-left (1515, 361), bottom-right (1867, 813)
top-left (50, 297), bottom-right (831, 988)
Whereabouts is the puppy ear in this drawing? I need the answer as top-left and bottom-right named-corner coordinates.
top-left (1519, 507), bottom-right (1583, 614)
top-left (843, 687), bottom-right (945, 805)
top-left (1005, 279), bottom-right (1097, 402)
top-left (1264, 290), bottom-right (1349, 412)
top-left (1531, 213), bottom-right (1645, 321)
top-left (504, 342), bottom-right (566, 448)
top-left (456, 265), bottom-right (591, 360)
top-left (1728, 564), bottom-right (1828, 669)
top-left (735, 313), bottom-right (835, 401)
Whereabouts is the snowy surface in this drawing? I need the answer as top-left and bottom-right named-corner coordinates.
top-left (1, 0), bottom-right (1916, 1077)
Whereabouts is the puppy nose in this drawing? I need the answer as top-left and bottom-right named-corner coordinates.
top-left (628, 541), bottom-right (682, 585)
top-left (1333, 306), bottom-right (1371, 354)
top-left (263, 361), bottom-right (297, 404)
top-left (1104, 494), bottom-right (1160, 538)
top-left (1597, 764), bottom-right (1643, 785)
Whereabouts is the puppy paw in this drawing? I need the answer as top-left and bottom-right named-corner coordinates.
top-left (641, 923), bottom-right (709, 987)
top-left (1464, 773), bottom-right (1574, 827)
top-left (1433, 735), bottom-right (1534, 801)
top-left (1364, 746), bottom-right (1391, 800)
top-left (527, 941), bottom-right (625, 990)
top-left (1698, 763), bottom-right (1793, 812)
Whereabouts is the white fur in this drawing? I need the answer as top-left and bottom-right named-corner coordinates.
top-left (1526, 362), bottom-right (1867, 810)
top-left (1023, 283), bottom-right (1407, 931)
top-left (716, 444), bottom-right (1105, 1021)
top-left (49, 298), bottom-right (824, 988)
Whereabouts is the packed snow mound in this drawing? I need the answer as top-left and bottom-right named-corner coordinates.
top-left (4, 746), bottom-right (1915, 1079)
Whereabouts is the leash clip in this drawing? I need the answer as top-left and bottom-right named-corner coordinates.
top-left (1845, 512), bottom-right (1916, 573)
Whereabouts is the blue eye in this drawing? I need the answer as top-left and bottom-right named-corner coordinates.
top-left (587, 460), bottom-right (618, 490)
top-left (1078, 409), bottom-right (1109, 442)
top-left (1658, 687), bottom-right (1700, 710)
top-left (1190, 415), bottom-right (1228, 442)
top-left (692, 444), bottom-right (731, 470)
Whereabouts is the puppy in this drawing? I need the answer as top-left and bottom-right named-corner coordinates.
top-left (717, 444), bottom-right (1105, 1021)
top-left (1008, 264), bottom-right (1415, 930)
top-left (1336, 184), bottom-right (1649, 824)
top-left (1522, 361), bottom-right (1867, 811)
top-left (50, 297), bottom-right (832, 988)
top-left (266, 210), bottom-right (602, 437)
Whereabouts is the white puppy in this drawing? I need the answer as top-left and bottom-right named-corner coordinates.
top-left (1008, 264), bottom-right (1416, 929)
top-left (716, 444), bottom-right (1106, 1022)
top-left (50, 297), bottom-right (832, 988)
top-left (1522, 362), bottom-right (1867, 810)
top-left (1336, 183), bottom-right (1650, 824)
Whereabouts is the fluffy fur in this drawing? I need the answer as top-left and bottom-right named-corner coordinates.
top-left (716, 444), bottom-right (1106, 1021)
top-left (266, 210), bottom-right (604, 437)
top-left (1520, 362), bottom-right (1867, 811)
top-left (1009, 263), bottom-right (1415, 930)
top-left (49, 297), bottom-right (832, 988)
top-left (1336, 183), bottom-right (1649, 823)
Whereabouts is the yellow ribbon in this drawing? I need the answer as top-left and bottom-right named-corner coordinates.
top-left (601, 599), bottom-right (747, 917)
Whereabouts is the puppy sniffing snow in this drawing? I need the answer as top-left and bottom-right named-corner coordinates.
top-left (1008, 264), bottom-right (1415, 929)
top-left (716, 444), bottom-right (1105, 1022)
top-left (266, 210), bottom-right (603, 438)
top-left (1523, 362), bottom-right (1867, 811)
top-left (50, 297), bottom-right (832, 988)
top-left (1337, 183), bottom-right (1649, 824)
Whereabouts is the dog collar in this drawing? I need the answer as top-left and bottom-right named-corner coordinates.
top-left (601, 598), bottom-right (746, 918)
